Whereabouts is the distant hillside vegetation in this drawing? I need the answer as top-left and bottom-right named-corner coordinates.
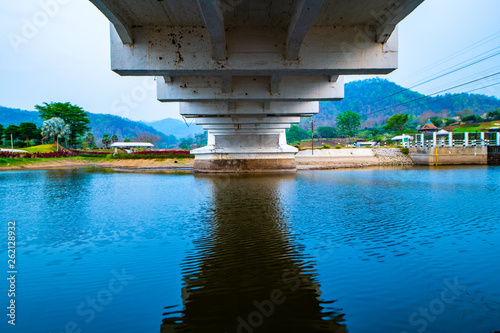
top-left (0, 106), bottom-right (177, 148)
top-left (145, 118), bottom-right (204, 138)
top-left (86, 113), bottom-right (177, 147)
top-left (314, 78), bottom-right (500, 128)
top-left (0, 106), bottom-right (42, 126)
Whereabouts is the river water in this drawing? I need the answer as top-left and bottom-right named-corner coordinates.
top-left (1, 166), bottom-right (499, 333)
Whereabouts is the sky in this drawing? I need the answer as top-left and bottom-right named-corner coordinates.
top-left (0, 0), bottom-right (499, 122)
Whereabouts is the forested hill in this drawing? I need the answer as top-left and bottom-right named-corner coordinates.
top-left (0, 106), bottom-right (177, 147)
top-left (315, 78), bottom-right (500, 127)
top-left (0, 106), bottom-right (41, 126)
top-left (86, 113), bottom-right (177, 147)
top-left (145, 118), bottom-right (204, 138)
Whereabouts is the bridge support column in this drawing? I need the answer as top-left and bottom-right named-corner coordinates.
top-left (181, 101), bottom-right (315, 172)
top-left (192, 131), bottom-right (298, 173)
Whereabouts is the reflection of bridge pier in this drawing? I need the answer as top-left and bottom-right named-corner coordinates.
top-left (90, 0), bottom-right (424, 172)
top-left (161, 175), bottom-right (346, 333)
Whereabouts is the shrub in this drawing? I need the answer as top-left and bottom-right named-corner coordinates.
top-left (322, 143), bottom-right (331, 149)
top-left (73, 151), bottom-right (110, 156)
top-left (334, 145), bottom-right (342, 149)
top-left (78, 153), bottom-right (110, 157)
top-left (400, 147), bottom-right (409, 155)
top-left (0, 150), bottom-right (79, 159)
top-left (112, 150), bottom-right (194, 159)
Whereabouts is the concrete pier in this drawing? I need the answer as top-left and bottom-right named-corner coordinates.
top-left (91, 0), bottom-right (425, 172)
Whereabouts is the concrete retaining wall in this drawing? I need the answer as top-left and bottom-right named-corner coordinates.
top-left (295, 149), bottom-right (378, 166)
top-left (295, 147), bottom-right (496, 168)
top-left (409, 147), bottom-right (488, 165)
top-left (488, 146), bottom-right (500, 165)
top-left (295, 148), bottom-right (413, 168)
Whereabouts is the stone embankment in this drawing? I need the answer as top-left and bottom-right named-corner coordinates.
top-left (373, 148), bottom-right (414, 165)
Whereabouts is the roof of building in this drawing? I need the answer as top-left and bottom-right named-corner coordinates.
top-left (110, 142), bottom-right (154, 148)
top-left (391, 134), bottom-right (414, 141)
top-left (436, 129), bottom-right (449, 135)
top-left (418, 119), bottom-right (439, 132)
top-left (0, 149), bottom-right (28, 153)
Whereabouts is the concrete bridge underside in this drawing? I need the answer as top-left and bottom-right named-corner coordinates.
top-left (90, 0), bottom-right (424, 172)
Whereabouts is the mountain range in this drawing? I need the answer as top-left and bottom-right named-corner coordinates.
top-left (2, 78), bottom-right (499, 142)
top-left (312, 78), bottom-right (500, 128)
top-left (144, 118), bottom-right (204, 138)
top-left (0, 106), bottom-right (203, 147)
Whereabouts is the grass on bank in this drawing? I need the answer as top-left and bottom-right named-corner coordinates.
top-left (450, 121), bottom-right (499, 133)
top-left (22, 143), bottom-right (58, 153)
top-left (0, 156), bottom-right (104, 167)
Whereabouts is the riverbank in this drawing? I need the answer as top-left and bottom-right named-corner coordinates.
top-left (0, 150), bottom-right (408, 172)
top-left (0, 157), bottom-right (194, 171)
top-left (2, 147), bottom-right (498, 172)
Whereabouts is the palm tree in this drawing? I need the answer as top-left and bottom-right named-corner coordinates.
top-left (40, 117), bottom-right (71, 151)
top-left (111, 134), bottom-right (119, 143)
top-left (102, 134), bottom-right (111, 149)
top-left (85, 133), bottom-right (95, 146)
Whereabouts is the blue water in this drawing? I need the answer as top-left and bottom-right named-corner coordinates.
top-left (1, 166), bottom-right (499, 333)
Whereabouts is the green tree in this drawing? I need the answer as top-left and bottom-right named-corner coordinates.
top-left (441, 118), bottom-right (456, 127)
top-left (4, 125), bottom-right (20, 140)
top-left (35, 102), bottom-right (90, 147)
top-left (336, 111), bottom-right (361, 137)
top-left (4, 125), bottom-right (19, 148)
top-left (124, 138), bottom-right (132, 142)
top-left (487, 109), bottom-right (500, 120)
top-left (385, 113), bottom-right (409, 134)
top-left (179, 137), bottom-right (194, 150)
top-left (85, 133), bottom-right (95, 146)
top-left (461, 114), bottom-right (482, 124)
top-left (316, 126), bottom-right (337, 138)
top-left (194, 132), bottom-right (208, 147)
top-left (286, 125), bottom-right (308, 144)
top-left (0, 125), bottom-right (4, 141)
top-left (111, 135), bottom-right (119, 143)
top-left (18, 122), bottom-right (39, 146)
top-left (102, 134), bottom-right (111, 149)
top-left (429, 116), bottom-right (443, 127)
top-left (40, 117), bottom-right (71, 150)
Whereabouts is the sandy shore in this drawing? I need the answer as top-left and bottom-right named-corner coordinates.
top-left (0, 158), bottom-right (194, 171)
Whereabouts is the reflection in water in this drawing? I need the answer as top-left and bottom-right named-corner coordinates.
top-left (161, 175), bottom-right (346, 333)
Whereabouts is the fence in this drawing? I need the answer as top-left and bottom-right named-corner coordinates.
top-left (404, 132), bottom-right (500, 148)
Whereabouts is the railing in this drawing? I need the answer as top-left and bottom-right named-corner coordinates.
top-left (403, 132), bottom-right (500, 148)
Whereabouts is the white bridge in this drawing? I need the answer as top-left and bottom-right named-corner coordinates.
top-left (90, 0), bottom-right (424, 172)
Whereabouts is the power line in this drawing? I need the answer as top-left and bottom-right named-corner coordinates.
top-left (421, 65), bottom-right (500, 94)
top-left (350, 31), bottom-right (500, 112)
top-left (410, 81), bottom-right (500, 110)
top-left (397, 30), bottom-right (500, 84)
top-left (356, 49), bottom-right (500, 111)
top-left (407, 48), bottom-right (500, 89)
top-left (365, 72), bottom-right (500, 115)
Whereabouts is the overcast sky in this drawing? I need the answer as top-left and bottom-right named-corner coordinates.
top-left (0, 0), bottom-right (499, 122)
